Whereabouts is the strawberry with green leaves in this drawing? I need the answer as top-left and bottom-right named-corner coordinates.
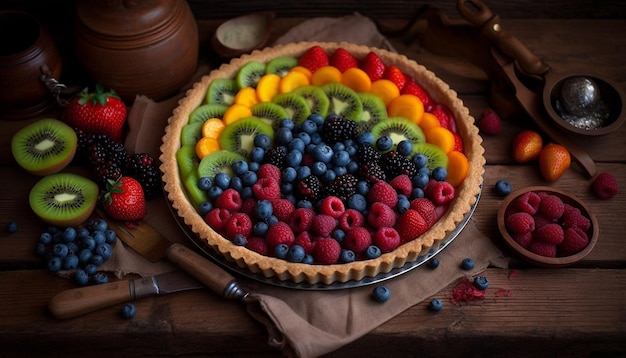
top-left (65, 84), bottom-right (127, 143)
top-left (101, 176), bottom-right (147, 221)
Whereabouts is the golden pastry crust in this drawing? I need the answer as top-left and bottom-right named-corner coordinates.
top-left (160, 41), bottom-right (485, 285)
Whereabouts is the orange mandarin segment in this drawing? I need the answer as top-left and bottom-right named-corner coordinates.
top-left (195, 136), bottom-right (221, 159)
top-left (446, 150), bottom-right (469, 187)
top-left (387, 94), bottom-right (424, 125)
top-left (201, 117), bottom-right (226, 139)
top-left (419, 112), bottom-right (441, 131)
top-left (289, 66), bottom-right (313, 81)
top-left (425, 126), bottom-right (455, 153)
top-left (223, 104), bottom-right (253, 126)
top-left (279, 70), bottom-right (311, 94)
top-left (371, 79), bottom-right (400, 106)
top-left (256, 73), bottom-right (281, 102)
top-left (311, 66), bottom-right (342, 86)
top-left (234, 86), bottom-right (259, 107)
top-left (341, 67), bottom-right (372, 92)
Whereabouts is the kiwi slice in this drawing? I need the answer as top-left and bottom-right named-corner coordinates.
top-left (189, 103), bottom-right (229, 123)
top-left (180, 122), bottom-right (203, 146)
top-left (292, 85), bottom-right (330, 118)
top-left (205, 78), bottom-right (239, 105)
top-left (218, 116), bottom-right (274, 158)
top-left (357, 92), bottom-right (388, 132)
top-left (413, 142), bottom-right (449, 170)
top-left (266, 56), bottom-right (298, 77)
top-left (371, 116), bottom-right (426, 150)
top-left (251, 102), bottom-right (289, 130)
top-left (11, 118), bottom-right (77, 176)
top-left (29, 172), bottom-right (99, 227)
top-left (236, 61), bottom-right (266, 89)
top-left (197, 150), bottom-right (246, 179)
top-left (176, 145), bottom-right (200, 180)
top-left (321, 82), bottom-right (363, 121)
top-left (272, 93), bottom-right (311, 124)
top-left (183, 171), bottom-right (209, 210)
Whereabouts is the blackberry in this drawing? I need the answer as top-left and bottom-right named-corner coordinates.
top-left (356, 144), bottom-right (381, 164)
top-left (125, 153), bottom-right (161, 200)
top-left (296, 175), bottom-right (323, 201)
top-left (380, 151), bottom-right (418, 179)
top-left (326, 174), bottom-right (359, 201)
top-left (264, 146), bottom-right (286, 167)
top-left (321, 116), bottom-right (358, 144)
top-left (358, 163), bottom-right (386, 184)
top-left (92, 163), bottom-right (123, 188)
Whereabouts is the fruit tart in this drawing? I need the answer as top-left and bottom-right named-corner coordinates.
top-left (160, 42), bottom-right (485, 284)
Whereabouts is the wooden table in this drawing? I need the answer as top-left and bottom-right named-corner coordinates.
top-left (1, 17), bottom-right (625, 357)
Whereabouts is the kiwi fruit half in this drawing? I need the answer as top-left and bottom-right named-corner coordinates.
top-left (292, 85), bottom-right (330, 118)
top-left (272, 93), bottom-right (311, 124)
top-left (251, 102), bottom-right (289, 130)
top-left (321, 82), bottom-right (363, 121)
top-left (180, 122), bottom-right (204, 146)
top-left (412, 142), bottom-right (449, 170)
top-left (357, 92), bottom-right (388, 132)
top-left (11, 118), bottom-right (77, 176)
top-left (206, 78), bottom-right (239, 105)
top-left (218, 116), bottom-right (274, 158)
top-left (29, 172), bottom-right (99, 227)
top-left (197, 150), bottom-right (246, 180)
top-left (189, 103), bottom-right (229, 124)
top-left (371, 116), bottom-right (426, 150)
top-left (183, 171), bottom-right (209, 210)
top-left (236, 61), bottom-right (266, 89)
top-left (176, 145), bottom-right (201, 180)
top-left (266, 56), bottom-right (298, 77)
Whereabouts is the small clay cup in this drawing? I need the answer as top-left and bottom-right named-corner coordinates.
top-left (0, 11), bottom-right (62, 120)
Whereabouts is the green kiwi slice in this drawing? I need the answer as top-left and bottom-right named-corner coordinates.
top-left (251, 102), bottom-right (289, 130)
top-left (357, 92), bottom-right (388, 132)
top-left (176, 145), bottom-right (200, 180)
top-left (265, 56), bottom-right (298, 77)
top-left (180, 122), bottom-right (203, 146)
top-left (189, 103), bottom-right (229, 123)
top-left (321, 82), bottom-right (363, 121)
top-left (272, 93), bottom-right (311, 124)
top-left (11, 118), bottom-right (77, 176)
top-left (183, 171), bottom-right (209, 210)
top-left (371, 116), bottom-right (426, 150)
top-left (412, 142), bottom-right (449, 170)
top-left (205, 78), bottom-right (239, 105)
top-left (292, 85), bottom-right (330, 118)
top-left (197, 150), bottom-right (246, 179)
top-left (29, 172), bottom-right (99, 227)
top-left (218, 116), bottom-right (274, 158)
top-left (236, 61), bottom-right (266, 89)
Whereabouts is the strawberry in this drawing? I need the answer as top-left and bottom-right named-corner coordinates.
top-left (65, 84), bottom-right (127, 143)
top-left (298, 45), bottom-right (329, 72)
top-left (538, 143), bottom-right (571, 181)
top-left (383, 65), bottom-right (406, 91)
top-left (409, 198), bottom-right (436, 226)
top-left (101, 176), bottom-right (147, 221)
top-left (591, 172), bottom-right (619, 199)
top-left (430, 104), bottom-right (456, 132)
top-left (401, 78), bottom-right (432, 110)
top-left (477, 108), bottom-right (502, 136)
top-left (396, 209), bottom-right (429, 243)
top-left (368, 181), bottom-right (398, 208)
top-left (360, 51), bottom-right (386, 82)
top-left (512, 130), bottom-right (543, 163)
top-left (329, 48), bottom-right (358, 72)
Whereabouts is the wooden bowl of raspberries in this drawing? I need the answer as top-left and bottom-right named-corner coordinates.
top-left (497, 186), bottom-right (599, 268)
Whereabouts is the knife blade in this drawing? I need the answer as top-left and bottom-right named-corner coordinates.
top-left (48, 270), bottom-right (204, 319)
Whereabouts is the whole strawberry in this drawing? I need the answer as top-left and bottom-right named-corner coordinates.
top-left (65, 84), bottom-right (127, 143)
top-left (512, 130), bottom-right (543, 163)
top-left (101, 176), bottom-right (147, 221)
top-left (538, 143), bottom-right (570, 181)
top-left (329, 48), bottom-right (358, 73)
top-left (298, 45), bottom-right (329, 73)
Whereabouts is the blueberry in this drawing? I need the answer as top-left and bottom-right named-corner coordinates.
top-left (36, 243), bottom-right (47, 257)
top-left (412, 153), bottom-right (428, 168)
top-left (6, 221), bottom-right (18, 233)
top-left (418, 166), bottom-right (431, 176)
top-left (356, 132), bottom-right (375, 146)
top-left (310, 132), bottom-right (322, 145)
top-left (397, 197), bottom-right (410, 213)
top-left (274, 243), bottom-right (289, 259)
top-left (254, 200), bottom-right (273, 220)
top-left (265, 215), bottom-right (279, 226)
top-left (90, 254), bottom-right (104, 267)
top-left (427, 257), bottom-right (440, 269)
top-left (241, 171), bottom-right (258, 187)
top-left (302, 254), bottom-right (314, 264)
top-left (253, 221), bottom-right (269, 236)
top-left (92, 272), bottom-right (109, 285)
top-left (300, 119), bottom-right (318, 134)
top-left (78, 248), bottom-right (93, 264)
top-left (214, 173), bottom-right (231, 189)
top-left (104, 229), bottom-right (117, 244)
top-left (461, 258), bottom-right (475, 270)
top-left (229, 176), bottom-right (243, 191)
top-left (81, 237), bottom-right (96, 251)
top-left (93, 231), bottom-right (106, 245)
top-left (311, 161), bottom-right (327, 176)
top-left (375, 135), bottom-right (393, 152)
top-left (232, 234), bottom-right (247, 246)
top-left (275, 127), bottom-right (294, 146)
top-left (39, 232), bottom-right (53, 245)
top-left (356, 181), bottom-right (370, 196)
top-left (287, 245), bottom-right (306, 263)
top-left (333, 166), bottom-right (347, 176)
top-left (473, 276), bottom-right (489, 290)
top-left (346, 193), bottom-right (368, 212)
top-left (288, 138), bottom-right (305, 152)
top-left (121, 303), bottom-right (137, 319)
top-left (67, 242), bottom-right (79, 255)
top-left (207, 186), bottom-right (223, 200)
top-left (62, 254), bottom-right (79, 270)
top-left (397, 140), bottom-right (413, 157)
top-left (428, 298), bottom-right (443, 312)
top-left (77, 228), bottom-right (90, 239)
top-left (332, 150), bottom-right (351, 167)
top-left (339, 249), bottom-right (356, 263)
top-left (332, 229), bottom-right (346, 242)
top-left (285, 150), bottom-right (303, 167)
top-left (312, 144), bottom-right (333, 163)
top-left (248, 161), bottom-right (260, 172)
top-left (90, 219), bottom-right (108, 233)
top-left (250, 146), bottom-right (265, 163)
top-left (494, 179), bottom-right (512, 196)
top-left (365, 245), bottom-right (382, 259)
top-left (432, 167), bottom-right (448, 181)
top-left (199, 202), bottom-right (212, 218)
top-left (84, 263), bottom-right (98, 276)
top-left (296, 200), bottom-right (313, 209)
top-left (253, 134), bottom-right (272, 149)
top-left (74, 269), bottom-right (89, 286)
top-left (96, 243), bottom-right (112, 260)
top-left (280, 118), bottom-right (295, 130)
top-left (296, 166), bottom-right (311, 181)
top-left (231, 160), bottom-right (249, 176)
top-left (332, 142), bottom-right (346, 152)
top-left (345, 144), bottom-right (357, 157)
top-left (308, 113), bottom-right (325, 126)
top-left (296, 132), bottom-right (311, 146)
top-left (412, 172), bottom-right (430, 188)
top-left (47, 256), bottom-right (62, 272)
top-left (52, 243), bottom-right (69, 258)
top-left (280, 182), bottom-right (293, 194)
top-left (322, 169), bottom-right (337, 183)
top-left (372, 285), bottom-right (391, 303)
top-left (240, 186), bottom-right (253, 200)
top-left (346, 160), bottom-right (359, 174)
top-left (411, 187), bottom-right (425, 199)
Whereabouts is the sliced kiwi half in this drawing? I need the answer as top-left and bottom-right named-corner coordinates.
top-left (189, 103), bottom-right (229, 124)
top-left (183, 171), bottom-right (209, 210)
top-left (266, 56), bottom-right (298, 77)
top-left (371, 116), bottom-right (426, 150)
top-left (176, 145), bottom-right (201, 180)
top-left (197, 150), bottom-right (246, 180)
top-left (218, 116), bottom-right (274, 158)
top-left (357, 92), bottom-right (388, 132)
top-left (29, 172), bottom-right (99, 227)
top-left (321, 82), bottom-right (363, 121)
top-left (11, 118), bottom-right (77, 176)
top-left (180, 122), bottom-right (204, 146)
top-left (412, 142), bottom-right (449, 170)
top-left (292, 85), bottom-right (330, 118)
top-left (272, 93), bottom-right (311, 124)
top-left (205, 78), bottom-right (239, 105)
top-left (251, 102), bottom-right (289, 130)
top-left (236, 61), bottom-right (266, 89)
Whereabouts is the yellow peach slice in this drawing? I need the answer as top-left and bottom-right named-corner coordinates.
top-left (289, 66), bottom-right (313, 81)
top-left (341, 67), bottom-right (372, 92)
top-left (371, 79), bottom-right (400, 106)
top-left (311, 66), bottom-right (342, 86)
top-left (387, 94), bottom-right (425, 125)
top-left (234, 87), bottom-right (259, 107)
top-left (256, 73), bottom-right (281, 102)
top-left (446, 150), bottom-right (469, 187)
top-left (279, 70), bottom-right (311, 94)
top-left (195, 136), bottom-right (221, 159)
top-left (419, 112), bottom-right (441, 131)
top-left (223, 104), bottom-right (253, 125)
top-left (201, 117), bottom-right (226, 139)
top-left (425, 126), bottom-right (455, 154)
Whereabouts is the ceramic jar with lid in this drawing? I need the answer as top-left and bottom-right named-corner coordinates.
top-left (74, 0), bottom-right (199, 102)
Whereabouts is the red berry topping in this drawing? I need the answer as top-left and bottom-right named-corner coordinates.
top-left (373, 227), bottom-right (401, 253)
top-left (320, 196), bottom-right (346, 218)
top-left (591, 172), bottom-right (619, 199)
top-left (505, 212), bottom-right (535, 235)
top-left (537, 194), bottom-right (565, 220)
top-left (271, 198), bottom-right (295, 222)
top-left (266, 222), bottom-right (295, 252)
top-left (533, 223), bottom-right (564, 245)
top-left (383, 65), bottom-right (406, 91)
top-left (558, 227), bottom-right (590, 256)
top-left (367, 202), bottom-right (397, 228)
top-left (532, 214), bottom-right (554, 230)
top-left (252, 177), bottom-right (281, 200)
top-left (477, 108), bottom-right (502, 136)
top-left (338, 209), bottom-right (365, 231)
top-left (288, 207), bottom-right (315, 233)
top-left (430, 104), bottom-right (454, 131)
top-left (390, 174), bottom-right (413, 197)
top-left (514, 191), bottom-right (541, 215)
top-left (401, 79), bottom-right (432, 110)
top-left (240, 197), bottom-right (257, 217)
top-left (409, 198), bottom-right (436, 226)
top-left (452, 132), bottom-right (464, 152)
top-left (360, 51), bottom-right (386, 82)
top-left (311, 214), bottom-right (337, 237)
top-left (425, 180), bottom-right (455, 206)
top-left (257, 163), bottom-right (282, 183)
top-left (395, 209), bottom-right (429, 243)
top-left (368, 181), bottom-right (398, 208)
top-left (313, 237), bottom-right (341, 264)
top-left (528, 241), bottom-right (557, 257)
top-left (246, 236), bottom-right (268, 255)
top-left (223, 212), bottom-right (253, 239)
top-left (214, 188), bottom-right (243, 212)
top-left (512, 232), bottom-right (533, 249)
top-left (561, 204), bottom-right (591, 231)
top-left (204, 208), bottom-right (232, 232)
top-left (343, 227), bottom-right (372, 254)
top-left (329, 48), bottom-right (358, 72)
top-left (298, 45), bottom-right (329, 72)
top-left (294, 231), bottom-right (316, 254)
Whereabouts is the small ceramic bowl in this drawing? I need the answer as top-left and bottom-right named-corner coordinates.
top-left (211, 12), bottom-right (274, 59)
top-left (497, 186), bottom-right (599, 268)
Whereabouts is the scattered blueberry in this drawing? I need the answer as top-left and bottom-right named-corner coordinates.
top-left (473, 276), bottom-right (489, 290)
top-left (339, 249), bottom-right (356, 263)
top-left (74, 269), bottom-right (90, 286)
top-left (428, 298), bottom-right (443, 312)
top-left (52, 243), bottom-right (69, 258)
top-left (427, 257), bottom-right (440, 269)
top-left (6, 221), bottom-right (18, 233)
top-left (365, 245), bottom-right (382, 259)
top-left (92, 272), bottom-right (109, 285)
top-left (62, 254), bottom-right (79, 270)
top-left (494, 179), bottom-right (512, 196)
top-left (47, 256), bottom-right (62, 272)
top-left (461, 258), bottom-right (475, 270)
top-left (274, 244), bottom-right (289, 259)
top-left (121, 303), bottom-right (137, 319)
top-left (372, 285), bottom-right (391, 303)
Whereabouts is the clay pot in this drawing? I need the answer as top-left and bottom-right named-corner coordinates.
top-left (74, 0), bottom-right (199, 103)
top-left (0, 11), bottom-right (62, 120)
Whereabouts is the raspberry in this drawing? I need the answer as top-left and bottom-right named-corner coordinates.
top-left (311, 214), bottom-right (337, 237)
top-left (373, 227), bottom-right (401, 253)
top-left (313, 237), bottom-right (341, 264)
top-left (477, 108), bottom-right (502, 136)
top-left (252, 177), bottom-right (281, 200)
top-left (514, 191), bottom-right (541, 215)
top-left (390, 174), bottom-right (413, 197)
top-left (532, 214), bottom-right (554, 230)
top-left (214, 188), bottom-right (243, 212)
top-left (505, 212), bottom-right (535, 235)
top-left (257, 163), bottom-right (282, 183)
top-left (343, 227), bottom-right (372, 254)
top-left (368, 181), bottom-right (398, 208)
top-left (409, 198), bottom-right (436, 226)
top-left (239, 198), bottom-right (257, 217)
top-left (528, 241), bottom-right (557, 257)
top-left (271, 198), bottom-right (295, 222)
top-left (512, 232), bottom-right (533, 249)
top-left (266, 222), bottom-right (295, 252)
top-left (288, 207), bottom-right (315, 233)
top-left (294, 231), bottom-right (316, 254)
top-left (561, 204), bottom-right (591, 231)
top-left (204, 208), bottom-right (232, 232)
top-left (591, 172), bottom-right (619, 199)
top-left (320, 196), bottom-right (346, 218)
top-left (533, 223), bottom-right (564, 245)
top-left (425, 180), bottom-right (455, 206)
top-left (338, 209), bottom-right (365, 231)
top-left (223, 212), bottom-right (253, 239)
top-left (246, 236), bottom-right (268, 255)
top-left (537, 194), bottom-right (564, 220)
top-left (395, 209), bottom-right (429, 243)
top-left (367, 202), bottom-right (396, 228)
top-left (558, 227), bottom-right (589, 256)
